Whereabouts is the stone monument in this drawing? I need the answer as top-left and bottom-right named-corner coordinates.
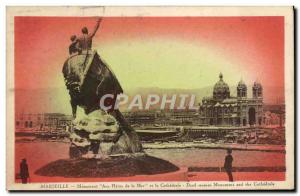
top-left (35, 20), bottom-right (178, 177)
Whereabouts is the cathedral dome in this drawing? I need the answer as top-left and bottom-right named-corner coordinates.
top-left (237, 79), bottom-right (247, 97)
top-left (253, 81), bottom-right (262, 89)
top-left (213, 73), bottom-right (230, 100)
top-left (237, 79), bottom-right (247, 90)
top-left (253, 81), bottom-right (263, 98)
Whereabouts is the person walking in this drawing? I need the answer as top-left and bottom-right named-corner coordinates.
top-left (20, 159), bottom-right (29, 184)
top-left (224, 149), bottom-right (233, 182)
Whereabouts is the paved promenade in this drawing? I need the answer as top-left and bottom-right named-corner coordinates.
top-left (143, 142), bottom-right (285, 152)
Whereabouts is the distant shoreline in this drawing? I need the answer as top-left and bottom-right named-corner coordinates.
top-left (143, 142), bottom-right (285, 153)
top-left (15, 140), bottom-right (285, 153)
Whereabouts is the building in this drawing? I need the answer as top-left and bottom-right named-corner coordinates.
top-left (166, 109), bottom-right (198, 125)
top-left (15, 113), bottom-right (72, 131)
top-left (263, 104), bottom-right (285, 127)
top-left (123, 111), bottom-right (157, 125)
top-left (123, 109), bottom-right (198, 126)
top-left (198, 73), bottom-right (263, 127)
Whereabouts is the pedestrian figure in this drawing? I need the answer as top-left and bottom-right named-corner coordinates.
top-left (224, 149), bottom-right (233, 182)
top-left (20, 159), bottom-right (29, 184)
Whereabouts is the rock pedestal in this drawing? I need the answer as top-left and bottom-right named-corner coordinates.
top-left (35, 153), bottom-right (179, 178)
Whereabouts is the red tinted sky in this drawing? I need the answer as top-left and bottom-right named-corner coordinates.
top-left (14, 16), bottom-right (284, 108)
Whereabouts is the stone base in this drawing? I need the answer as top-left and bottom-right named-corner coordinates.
top-left (35, 154), bottom-right (179, 178)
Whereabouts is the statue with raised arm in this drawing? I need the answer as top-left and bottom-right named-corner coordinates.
top-left (78, 18), bottom-right (102, 51)
top-left (35, 17), bottom-right (178, 178)
top-left (62, 18), bottom-right (143, 158)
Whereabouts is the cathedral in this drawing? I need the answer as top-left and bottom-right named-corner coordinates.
top-left (199, 73), bottom-right (263, 127)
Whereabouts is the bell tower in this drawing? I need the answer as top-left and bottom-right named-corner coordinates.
top-left (237, 79), bottom-right (247, 98)
top-left (253, 82), bottom-right (263, 98)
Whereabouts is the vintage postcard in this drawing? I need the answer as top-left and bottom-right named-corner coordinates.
top-left (6, 6), bottom-right (294, 191)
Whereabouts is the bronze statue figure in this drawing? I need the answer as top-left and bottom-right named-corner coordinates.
top-left (62, 19), bottom-right (142, 158)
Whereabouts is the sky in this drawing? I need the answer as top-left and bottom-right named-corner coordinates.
top-left (14, 16), bottom-right (285, 113)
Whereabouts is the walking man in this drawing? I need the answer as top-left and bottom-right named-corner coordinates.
top-left (20, 159), bottom-right (29, 184)
top-left (224, 149), bottom-right (233, 182)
